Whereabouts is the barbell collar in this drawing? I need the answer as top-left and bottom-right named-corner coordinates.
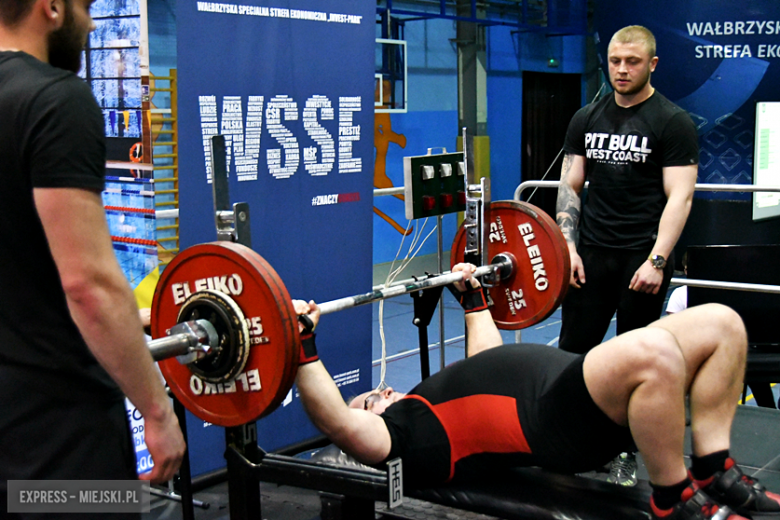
top-left (317, 260), bottom-right (511, 316)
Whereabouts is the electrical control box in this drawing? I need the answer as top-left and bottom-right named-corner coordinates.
top-left (403, 151), bottom-right (466, 219)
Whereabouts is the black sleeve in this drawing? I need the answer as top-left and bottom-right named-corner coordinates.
top-left (562, 105), bottom-right (589, 156)
top-left (660, 111), bottom-right (699, 167)
top-left (27, 76), bottom-right (106, 191)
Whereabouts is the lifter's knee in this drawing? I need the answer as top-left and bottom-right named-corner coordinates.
top-left (706, 303), bottom-right (747, 342)
top-left (703, 303), bottom-right (747, 359)
top-left (626, 328), bottom-right (686, 386)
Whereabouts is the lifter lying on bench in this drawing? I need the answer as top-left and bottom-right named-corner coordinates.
top-left (293, 263), bottom-right (780, 520)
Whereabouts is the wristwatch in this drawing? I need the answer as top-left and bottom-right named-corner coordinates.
top-left (648, 254), bottom-right (667, 269)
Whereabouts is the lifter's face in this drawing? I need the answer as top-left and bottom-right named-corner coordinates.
top-left (350, 387), bottom-right (404, 415)
top-left (47, 0), bottom-right (95, 73)
top-left (607, 41), bottom-right (657, 100)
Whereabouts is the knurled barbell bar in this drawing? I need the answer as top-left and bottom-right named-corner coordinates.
top-left (149, 200), bottom-right (570, 427)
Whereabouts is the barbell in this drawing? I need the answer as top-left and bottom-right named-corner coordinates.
top-left (148, 200), bottom-right (571, 427)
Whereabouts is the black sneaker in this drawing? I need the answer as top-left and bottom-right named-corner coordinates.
top-left (650, 485), bottom-right (747, 520)
top-left (693, 458), bottom-right (780, 517)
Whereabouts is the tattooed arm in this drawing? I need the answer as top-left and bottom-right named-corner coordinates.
top-left (556, 153), bottom-right (587, 288)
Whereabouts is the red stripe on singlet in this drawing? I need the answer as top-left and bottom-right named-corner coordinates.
top-left (404, 394), bottom-right (531, 481)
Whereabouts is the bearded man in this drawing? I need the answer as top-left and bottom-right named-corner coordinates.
top-left (554, 25), bottom-right (700, 485)
top-left (0, 1), bottom-right (184, 516)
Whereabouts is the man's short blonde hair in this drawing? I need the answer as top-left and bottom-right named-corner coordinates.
top-left (609, 25), bottom-right (656, 58)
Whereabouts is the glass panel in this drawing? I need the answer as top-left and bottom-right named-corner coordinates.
top-left (90, 17), bottom-right (141, 48)
top-left (91, 78), bottom-right (142, 108)
top-left (90, 48), bottom-right (140, 78)
top-left (90, 0), bottom-right (140, 18)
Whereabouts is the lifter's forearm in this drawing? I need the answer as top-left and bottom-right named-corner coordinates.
top-left (465, 309), bottom-right (503, 356)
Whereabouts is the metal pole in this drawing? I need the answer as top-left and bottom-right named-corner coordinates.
top-left (318, 262), bottom-right (508, 316)
top-left (670, 277), bottom-right (780, 294)
top-left (437, 215), bottom-right (446, 371)
top-left (514, 180), bottom-right (780, 201)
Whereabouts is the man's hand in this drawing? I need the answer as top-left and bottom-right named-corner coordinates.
top-left (138, 408), bottom-right (186, 484)
top-left (139, 308), bottom-right (152, 335)
top-left (293, 300), bottom-right (321, 332)
top-left (629, 261), bottom-right (663, 294)
top-left (139, 308), bottom-right (151, 328)
top-left (448, 263), bottom-right (488, 315)
top-left (451, 262), bottom-right (479, 292)
top-left (568, 245), bottom-right (586, 288)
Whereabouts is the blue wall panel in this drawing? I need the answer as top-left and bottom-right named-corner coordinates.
top-left (176, 0), bottom-right (375, 468)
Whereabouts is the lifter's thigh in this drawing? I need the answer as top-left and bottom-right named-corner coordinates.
top-left (583, 327), bottom-right (684, 425)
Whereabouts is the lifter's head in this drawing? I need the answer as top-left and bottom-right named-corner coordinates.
top-left (607, 25), bottom-right (658, 102)
top-left (350, 387), bottom-right (405, 415)
top-left (0, 0), bottom-right (95, 73)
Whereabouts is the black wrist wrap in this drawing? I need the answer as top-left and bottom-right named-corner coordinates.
top-left (447, 280), bottom-right (489, 314)
top-left (300, 333), bottom-right (318, 365)
top-left (298, 315), bottom-right (318, 364)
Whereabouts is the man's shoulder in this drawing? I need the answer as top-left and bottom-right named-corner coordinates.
top-left (575, 93), bottom-right (614, 117)
top-left (1, 52), bottom-right (70, 90)
top-left (645, 91), bottom-right (698, 142)
top-left (647, 91), bottom-right (690, 118)
top-left (568, 93), bottom-right (615, 132)
top-left (1, 52), bottom-right (93, 106)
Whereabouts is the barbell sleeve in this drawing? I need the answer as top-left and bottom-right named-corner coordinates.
top-left (149, 333), bottom-right (200, 361)
top-left (148, 319), bottom-right (219, 362)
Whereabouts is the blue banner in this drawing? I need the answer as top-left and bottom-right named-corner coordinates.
top-left (594, 0), bottom-right (780, 199)
top-left (177, 0), bottom-right (375, 462)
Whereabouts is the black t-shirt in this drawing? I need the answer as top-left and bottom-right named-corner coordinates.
top-left (0, 51), bottom-right (122, 402)
top-left (563, 91), bottom-right (699, 249)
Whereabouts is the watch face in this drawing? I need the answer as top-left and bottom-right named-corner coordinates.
top-left (652, 255), bottom-right (666, 268)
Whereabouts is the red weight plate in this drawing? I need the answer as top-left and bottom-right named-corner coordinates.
top-left (451, 201), bottom-right (571, 330)
top-left (151, 242), bottom-right (299, 427)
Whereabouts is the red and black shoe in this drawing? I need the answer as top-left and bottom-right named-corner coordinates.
top-left (693, 458), bottom-right (780, 518)
top-left (650, 484), bottom-right (748, 520)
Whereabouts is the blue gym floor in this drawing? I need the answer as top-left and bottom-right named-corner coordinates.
top-left (370, 254), bottom-right (779, 406)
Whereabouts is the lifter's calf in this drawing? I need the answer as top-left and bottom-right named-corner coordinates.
top-left (584, 328), bottom-right (688, 486)
top-left (649, 304), bottom-right (746, 457)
